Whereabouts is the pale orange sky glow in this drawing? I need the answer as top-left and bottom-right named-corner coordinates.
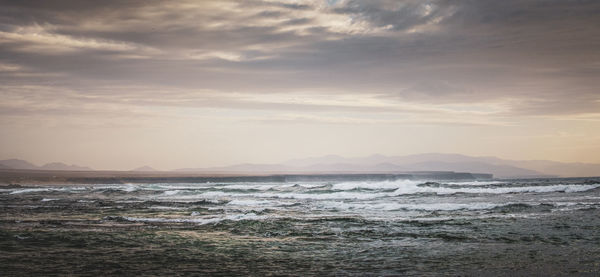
top-left (1, 0), bottom-right (600, 170)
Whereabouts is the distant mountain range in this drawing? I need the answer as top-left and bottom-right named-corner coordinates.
top-left (2, 153), bottom-right (599, 178)
top-left (0, 159), bottom-right (93, 171)
top-left (176, 153), bottom-right (600, 178)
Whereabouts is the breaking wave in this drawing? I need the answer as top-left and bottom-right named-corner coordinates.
top-left (105, 212), bottom-right (265, 225)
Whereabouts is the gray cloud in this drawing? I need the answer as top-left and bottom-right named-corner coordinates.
top-left (332, 0), bottom-right (447, 31)
top-left (3, 0), bottom-right (600, 168)
top-left (0, 0), bottom-right (599, 117)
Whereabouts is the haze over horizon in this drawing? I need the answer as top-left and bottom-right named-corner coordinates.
top-left (1, 0), bottom-right (599, 170)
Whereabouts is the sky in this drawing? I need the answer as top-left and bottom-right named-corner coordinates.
top-left (1, 0), bottom-right (599, 170)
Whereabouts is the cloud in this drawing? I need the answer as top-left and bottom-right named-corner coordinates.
top-left (2, 0), bottom-right (600, 167)
top-left (1, 0), bottom-right (599, 119)
top-left (0, 24), bottom-right (157, 54)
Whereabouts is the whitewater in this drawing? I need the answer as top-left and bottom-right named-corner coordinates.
top-left (2, 177), bottom-right (600, 275)
top-left (4, 178), bottom-right (600, 224)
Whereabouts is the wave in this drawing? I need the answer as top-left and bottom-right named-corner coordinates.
top-left (152, 182), bottom-right (600, 202)
top-left (316, 201), bottom-right (560, 212)
top-left (318, 201), bottom-right (499, 211)
top-left (7, 181), bottom-right (599, 200)
top-left (227, 199), bottom-right (273, 206)
top-left (392, 183), bottom-right (600, 195)
top-left (330, 180), bottom-right (600, 195)
top-left (9, 187), bottom-right (87, 194)
top-left (163, 190), bottom-right (182, 196)
top-left (106, 212), bottom-right (265, 225)
top-left (41, 198), bottom-right (59, 202)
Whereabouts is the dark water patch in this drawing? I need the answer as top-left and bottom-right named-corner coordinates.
top-left (301, 216), bottom-right (370, 224)
top-left (426, 232), bottom-right (473, 242)
top-left (278, 202), bottom-right (302, 207)
top-left (490, 203), bottom-right (554, 214)
top-left (419, 181), bottom-right (517, 189)
top-left (225, 220), bottom-right (288, 234)
top-left (190, 199), bottom-right (223, 205)
top-left (418, 182), bottom-right (485, 189)
top-left (210, 217), bottom-right (478, 243)
top-left (2, 221), bottom-right (600, 276)
top-left (97, 188), bottom-right (132, 195)
top-left (133, 199), bottom-right (221, 208)
top-left (212, 217), bottom-right (376, 239)
top-left (417, 181), bottom-right (441, 187)
top-left (103, 216), bottom-right (137, 223)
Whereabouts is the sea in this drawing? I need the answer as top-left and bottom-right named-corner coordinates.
top-left (2, 177), bottom-right (600, 275)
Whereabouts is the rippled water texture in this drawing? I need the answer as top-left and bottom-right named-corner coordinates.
top-left (2, 178), bottom-right (600, 275)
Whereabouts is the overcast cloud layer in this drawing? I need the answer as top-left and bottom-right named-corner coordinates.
top-left (1, 0), bottom-right (599, 169)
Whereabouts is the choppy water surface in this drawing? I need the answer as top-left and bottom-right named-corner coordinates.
top-left (2, 178), bottom-right (600, 275)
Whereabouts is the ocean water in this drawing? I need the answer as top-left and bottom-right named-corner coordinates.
top-left (2, 177), bottom-right (600, 275)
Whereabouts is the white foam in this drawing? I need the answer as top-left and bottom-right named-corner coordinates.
top-left (93, 184), bottom-right (168, 192)
top-left (41, 198), bottom-right (58, 202)
top-left (121, 213), bottom-right (265, 225)
top-left (155, 182), bottom-right (600, 202)
top-left (319, 201), bottom-right (505, 212)
top-left (227, 199), bottom-right (272, 206)
top-left (93, 184), bottom-right (138, 192)
top-left (220, 184), bottom-right (280, 190)
top-left (163, 190), bottom-right (182, 196)
top-left (295, 183), bottom-right (332, 189)
top-left (122, 185), bottom-right (139, 192)
top-left (155, 184), bottom-right (205, 190)
top-left (225, 199), bottom-right (303, 210)
top-left (393, 184), bottom-right (600, 195)
top-left (550, 201), bottom-right (599, 212)
top-left (327, 180), bottom-right (600, 195)
top-left (217, 183), bottom-right (328, 191)
top-left (275, 191), bottom-right (390, 200)
top-left (10, 188), bottom-right (50, 194)
top-left (331, 180), bottom-right (422, 191)
top-left (9, 187), bottom-right (87, 194)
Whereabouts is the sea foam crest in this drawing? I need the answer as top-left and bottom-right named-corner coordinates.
top-left (9, 187), bottom-right (87, 194)
top-left (392, 183), bottom-right (600, 195)
top-left (118, 212), bottom-right (265, 225)
top-left (319, 201), bottom-right (511, 211)
top-left (330, 180), bottom-right (600, 195)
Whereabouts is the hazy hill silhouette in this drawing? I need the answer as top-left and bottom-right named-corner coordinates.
top-left (177, 153), bottom-right (599, 178)
top-left (2, 153), bottom-right (599, 178)
top-left (0, 159), bottom-right (92, 171)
